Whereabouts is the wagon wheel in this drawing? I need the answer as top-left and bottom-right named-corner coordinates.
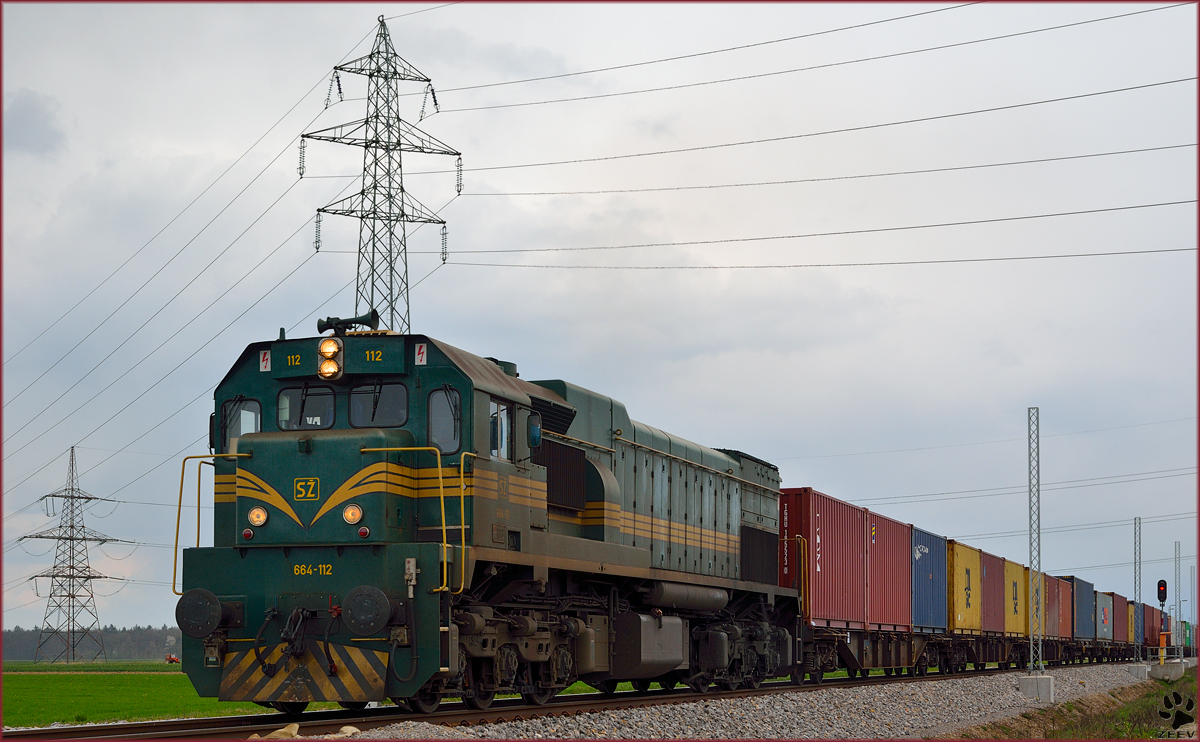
top-left (808, 668), bottom-right (824, 684)
top-left (338, 701), bottom-right (368, 711)
top-left (719, 678), bottom-right (740, 691)
top-left (845, 668), bottom-right (857, 679)
top-left (521, 685), bottom-right (556, 705)
top-left (597, 679), bottom-right (620, 695)
top-left (883, 667), bottom-right (894, 677)
top-left (744, 670), bottom-right (764, 690)
top-left (790, 667), bottom-right (805, 685)
top-left (407, 688), bottom-right (440, 714)
top-left (655, 672), bottom-right (680, 691)
top-left (632, 678), bottom-right (653, 693)
top-left (273, 701), bottom-right (310, 715)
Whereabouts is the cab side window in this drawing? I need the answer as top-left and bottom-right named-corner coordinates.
top-left (489, 399), bottom-right (512, 462)
top-left (222, 398), bottom-right (261, 452)
top-left (429, 387), bottom-right (461, 454)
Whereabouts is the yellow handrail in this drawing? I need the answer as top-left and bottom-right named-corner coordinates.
top-left (455, 453), bottom-right (477, 595)
top-left (360, 447), bottom-right (449, 592)
top-left (173, 453), bottom-right (250, 596)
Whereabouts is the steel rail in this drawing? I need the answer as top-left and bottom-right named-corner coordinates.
top-left (5, 662), bottom-right (1119, 740)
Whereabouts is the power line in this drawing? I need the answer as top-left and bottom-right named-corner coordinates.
top-left (409, 77), bottom-right (1197, 176)
top-left (4, 175), bottom-right (357, 460)
top-left (404, 199), bottom-right (1198, 257)
top-left (383, 2), bottom-right (461, 21)
top-left (450, 247), bottom-right (1195, 271)
top-left (452, 144), bottom-right (1196, 197)
top-left (859, 466), bottom-right (1195, 502)
top-left (3, 178), bottom-right (313, 454)
top-left (953, 512), bottom-right (1196, 541)
top-left (1050, 554), bottom-right (1195, 575)
top-left (420, 3), bottom-right (981, 96)
top-left (439, 5), bottom-right (1193, 115)
top-left (857, 470), bottom-right (1196, 506)
top-left (780, 415), bottom-right (1197, 460)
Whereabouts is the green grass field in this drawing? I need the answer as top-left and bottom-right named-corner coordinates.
top-left (3, 660), bottom-right (183, 673)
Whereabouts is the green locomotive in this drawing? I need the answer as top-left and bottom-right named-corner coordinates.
top-left (175, 313), bottom-right (798, 712)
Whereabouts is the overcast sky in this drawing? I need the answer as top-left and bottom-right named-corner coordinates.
top-left (3, 3), bottom-right (1196, 633)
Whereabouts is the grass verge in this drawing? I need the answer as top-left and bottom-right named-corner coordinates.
top-left (3, 660), bottom-right (183, 673)
top-left (947, 667), bottom-right (1197, 739)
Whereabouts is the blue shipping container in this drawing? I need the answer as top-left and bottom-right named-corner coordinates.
top-left (1133, 600), bottom-right (1145, 646)
top-left (1059, 577), bottom-right (1096, 639)
top-left (911, 527), bottom-right (948, 632)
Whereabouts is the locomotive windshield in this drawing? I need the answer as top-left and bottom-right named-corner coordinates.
top-left (349, 382), bottom-right (407, 427)
top-left (278, 386), bottom-right (334, 430)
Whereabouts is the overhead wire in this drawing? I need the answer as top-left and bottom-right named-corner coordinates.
top-left (451, 144), bottom-right (1196, 197)
top-left (409, 77), bottom-right (1197, 176)
top-left (438, 4), bottom-right (1194, 114)
top-left (953, 511), bottom-right (1196, 541)
top-left (419, 3), bottom-right (982, 95)
top-left (366, 199), bottom-right (1199, 257)
top-left (3, 176), bottom-right (312, 454)
top-left (780, 416), bottom-right (1198, 460)
top-left (3, 175), bottom-right (358, 461)
top-left (855, 469), bottom-right (1196, 507)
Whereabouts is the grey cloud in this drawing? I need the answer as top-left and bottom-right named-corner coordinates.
top-left (4, 88), bottom-right (66, 157)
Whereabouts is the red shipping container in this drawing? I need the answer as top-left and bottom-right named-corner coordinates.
top-left (980, 550), bottom-right (1005, 635)
top-left (784, 487), bottom-right (867, 629)
top-left (1106, 592), bottom-right (1128, 643)
top-left (866, 510), bottom-right (912, 631)
top-left (1042, 573), bottom-right (1060, 638)
top-left (1145, 604), bottom-right (1161, 646)
top-left (1058, 578), bottom-right (1074, 639)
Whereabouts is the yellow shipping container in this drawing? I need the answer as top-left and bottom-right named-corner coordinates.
top-left (948, 541), bottom-right (982, 633)
top-left (1128, 602), bottom-right (1136, 644)
top-left (1004, 560), bottom-right (1029, 637)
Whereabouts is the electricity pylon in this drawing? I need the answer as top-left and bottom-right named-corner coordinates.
top-left (20, 448), bottom-right (122, 663)
top-left (303, 16), bottom-right (462, 333)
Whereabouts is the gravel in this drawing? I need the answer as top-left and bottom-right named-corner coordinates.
top-left (347, 663), bottom-right (1153, 740)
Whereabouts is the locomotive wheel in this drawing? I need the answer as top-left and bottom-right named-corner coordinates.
top-left (407, 689), bottom-right (440, 714)
top-left (719, 679), bottom-right (739, 691)
top-left (273, 702), bottom-right (309, 715)
top-left (521, 686), bottom-right (556, 706)
top-left (632, 679), bottom-right (653, 693)
top-left (745, 671), bottom-right (764, 690)
top-left (338, 702), bottom-right (368, 711)
top-left (464, 659), bottom-right (496, 710)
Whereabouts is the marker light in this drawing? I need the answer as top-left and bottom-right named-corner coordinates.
top-left (248, 506), bottom-right (268, 527)
top-left (318, 359), bottom-right (340, 379)
top-left (318, 338), bottom-right (340, 359)
top-left (358, 526), bottom-right (370, 539)
top-left (343, 504), bottom-right (363, 524)
top-left (242, 528), bottom-right (254, 540)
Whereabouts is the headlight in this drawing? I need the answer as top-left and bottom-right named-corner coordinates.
top-left (318, 359), bottom-right (340, 378)
top-left (248, 506), bottom-right (268, 527)
top-left (318, 338), bottom-right (340, 359)
top-left (343, 503), bottom-right (363, 524)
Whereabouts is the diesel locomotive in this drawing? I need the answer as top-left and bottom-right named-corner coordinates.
top-left (174, 312), bottom-right (798, 713)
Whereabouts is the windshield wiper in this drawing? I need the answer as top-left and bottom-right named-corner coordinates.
top-left (298, 382), bottom-right (310, 427)
top-left (370, 381), bottom-right (383, 422)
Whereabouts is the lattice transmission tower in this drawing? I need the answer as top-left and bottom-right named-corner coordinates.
top-left (19, 448), bottom-right (123, 663)
top-left (302, 15), bottom-right (462, 333)
top-left (1027, 407), bottom-right (1044, 673)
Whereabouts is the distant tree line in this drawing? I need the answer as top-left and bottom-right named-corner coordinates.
top-left (4, 624), bottom-right (183, 661)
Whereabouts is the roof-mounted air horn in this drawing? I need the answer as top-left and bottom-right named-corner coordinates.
top-left (317, 308), bottom-right (380, 336)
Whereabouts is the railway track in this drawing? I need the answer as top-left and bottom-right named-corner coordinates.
top-left (4, 665), bottom-right (1036, 740)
